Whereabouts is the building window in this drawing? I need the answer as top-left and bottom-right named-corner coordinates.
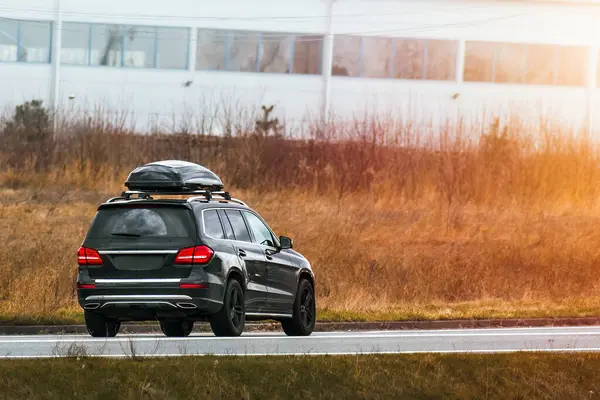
top-left (555, 46), bottom-right (586, 87)
top-left (464, 41), bottom-right (494, 82)
top-left (494, 43), bottom-right (526, 84)
top-left (425, 39), bottom-right (456, 81)
top-left (121, 25), bottom-right (155, 68)
top-left (196, 29), bottom-right (322, 75)
top-left (0, 19), bottom-right (51, 63)
top-left (62, 23), bottom-right (188, 69)
top-left (525, 43), bottom-right (555, 85)
top-left (361, 36), bottom-right (394, 78)
top-left (465, 41), bottom-right (586, 87)
top-left (196, 29), bottom-right (227, 70)
top-left (259, 32), bottom-right (293, 73)
top-left (227, 30), bottom-right (260, 72)
top-left (156, 27), bottom-right (188, 69)
top-left (332, 35), bottom-right (361, 77)
top-left (0, 19), bottom-right (19, 62)
top-left (292, 35), bottom-right (321, 74)
top-left (61, 22), bottom-right (91, 65)
top-left (465, 41), bottom-right (526, 84)
top-left (90, 24), bottom-right (123, 66)
top-left (393, 38), bottom-right (426, 80)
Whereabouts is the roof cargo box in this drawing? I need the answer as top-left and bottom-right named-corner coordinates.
top-left (124, 160), bottom-right (224, 192)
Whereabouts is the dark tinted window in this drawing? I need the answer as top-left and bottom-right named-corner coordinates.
top-left (203, 209), bottom-right (225, 239)
top-left (243, 211), bottom-right (275, 247)
top-left (87, 206), bottom-right (195, 238)
top-left (224, 210), bottom-right (252, 242)
top-left (218, 209), bottom-right (235, 239)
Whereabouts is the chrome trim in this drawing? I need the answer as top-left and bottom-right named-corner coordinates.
top-left (85, 295), bottom-right (193, 301)
top-left (246, 312), bottom-right (293, 318)
top-left (176, 302), bottom-right (198, 309)
top-left (83, 303), bottom-right (100, 310)
top-left (94, 278), bottom-right (181, 284)
top-left (100, 301), bottom-right (178, 309)
top-left (97, 250), bottom-right (178, 255)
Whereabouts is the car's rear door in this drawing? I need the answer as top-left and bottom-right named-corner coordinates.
top-left (219, 209), bottom-right (269, 313)
top-left (82, 203), bottom-right (198, 280)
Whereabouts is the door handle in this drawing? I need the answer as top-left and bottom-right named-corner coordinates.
top-left (238, 249), bottom-right (247, 257)
top-left (266, 255), bottom-right (273, 261)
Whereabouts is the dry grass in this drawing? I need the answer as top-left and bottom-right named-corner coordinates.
top-left (2, 106), bottom-right (600, 322)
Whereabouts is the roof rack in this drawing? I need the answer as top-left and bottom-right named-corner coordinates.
top-left (106, 190), bottom-right (247, 206)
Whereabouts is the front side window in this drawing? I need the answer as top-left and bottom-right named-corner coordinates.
top-left (243, 211), bottom-right (275, 247)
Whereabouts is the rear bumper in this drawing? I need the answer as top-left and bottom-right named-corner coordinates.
top-left (80, 294), bottom-right (220, 311)
top-left (76, 283), bottom-right (224, 319)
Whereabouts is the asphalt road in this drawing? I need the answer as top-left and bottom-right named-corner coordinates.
top-left (2, 326), bottom-right (600, 359)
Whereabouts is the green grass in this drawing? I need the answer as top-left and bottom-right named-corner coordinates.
top-left (1, 353), bottom-right (600, 399)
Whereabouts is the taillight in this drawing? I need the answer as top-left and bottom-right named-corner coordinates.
top-left (77, 246), bottom-right (103, 265)
top-left (77, 283), bottom-right (96, 289)
top-left (179, 283), bottom-right (208, 289)
top-left (174, 246), bottom-right (214, 265)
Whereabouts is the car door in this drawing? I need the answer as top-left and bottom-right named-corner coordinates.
top-left (219, 209), bottom-right (269, 313)
top-left (241, 210), bottom-right (297, 315)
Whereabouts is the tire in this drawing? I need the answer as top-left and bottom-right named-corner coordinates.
top-left (84, 310), bottom-right (120, 338)
top-left (281, 278), bottom-right (316, 336)
top-left (159, 320), bottom-right (194, 337)
top-left (209, 278), bottom-right (245, 337)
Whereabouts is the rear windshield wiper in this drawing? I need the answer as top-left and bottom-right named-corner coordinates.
top-left (111, 232), bottom-right (141, 237)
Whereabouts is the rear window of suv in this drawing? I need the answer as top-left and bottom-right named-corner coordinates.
top-left (86, 206), bottom-right (196, 238)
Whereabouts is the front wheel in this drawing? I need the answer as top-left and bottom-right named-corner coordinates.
top-left (210, 278), bottom-right (246, 337)
top-left (84, 310), bottom-right (120, 337)
top-left (281, 278), bottom-right (316, 336)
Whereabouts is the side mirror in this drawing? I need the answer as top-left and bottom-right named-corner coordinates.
top-left (279, 236), bottom-right (293, 250)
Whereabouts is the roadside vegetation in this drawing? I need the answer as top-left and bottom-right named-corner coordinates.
top-left (2, 99), bottom-right (600, 324)
top-left (1, 353), bottom-right (600, 399)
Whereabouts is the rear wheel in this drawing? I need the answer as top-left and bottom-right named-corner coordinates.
top-left (159, 319), bottom-right (194, 337)
top-left (281, 278), bottom-right (316, 336)
top-left (210, 278), bottom-right (245, 337)
top-left (84, 310), bottom-right (120, 337)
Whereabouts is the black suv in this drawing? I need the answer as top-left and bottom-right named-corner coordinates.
top-left (76, 160), bottom-right (316, 338)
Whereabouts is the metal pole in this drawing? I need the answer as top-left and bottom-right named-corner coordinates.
top-left (188, 26), bottom-right (197, 73)
top-left (455, 39), bottom-right (465, 83)
top-left (320, 0), bottom-right (335, 133)
top-left (50, 0), bottom-right (62, 135)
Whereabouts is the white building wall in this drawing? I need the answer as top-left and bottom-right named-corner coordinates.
top-left (0, 0), bottom-right (599, 134)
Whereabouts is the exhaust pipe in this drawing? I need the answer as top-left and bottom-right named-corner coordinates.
top-left (177, 302), bottom-right (197, 309)
top-left (84, 303), bottom-right (100, 310)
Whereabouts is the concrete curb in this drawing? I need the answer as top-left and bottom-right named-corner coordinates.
top-left (2, 316), bottom-right (600, 335)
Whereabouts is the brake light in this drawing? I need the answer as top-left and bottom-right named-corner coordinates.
top-left (179, 283), bottom-right (208, 289)
top-left (77, 283), bottom-right (96, 289)
top-left (77, 246), bottom-right (103, 265)
top-left (174, 246), bottom-right (214, 265)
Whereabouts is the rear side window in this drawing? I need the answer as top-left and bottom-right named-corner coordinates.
top-left (203, 209), bottom-right (225, 239)
top-left (224, 210), bottom-right (252, 242)
top-left (218, 209), bottom-right (235, 239)
top-left (86, 206), bottom-right (195, 238)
